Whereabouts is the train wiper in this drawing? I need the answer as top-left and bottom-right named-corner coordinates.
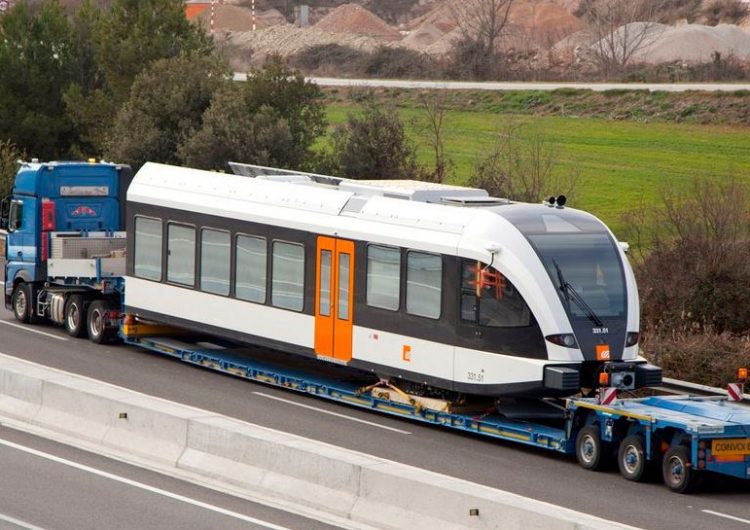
top-left (552, 259), bottom-right (604, 328)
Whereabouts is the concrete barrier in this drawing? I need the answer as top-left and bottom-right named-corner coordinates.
top-left (0, 353), bottom-right (639, 530)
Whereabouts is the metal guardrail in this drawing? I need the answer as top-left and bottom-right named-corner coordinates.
top-left (661, 377), bottom-right (750, 400)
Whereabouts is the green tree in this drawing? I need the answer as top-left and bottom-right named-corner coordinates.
top-left (65, 0), bottom-right (214, 154)
top-left (242, 58), bottom-right (326, 167)
top-left (178, 85), bottom-right (295, 170)
top-left (0, 1), bottom-right (74, 159)
top-left (0, 139), bottom-right (25, 200)
top-left (106, 54), bottom-right (230, 171)
top-left (180, 59), bottom-right (326, 171)
top-left (329, 98), bottom-right (420, 180)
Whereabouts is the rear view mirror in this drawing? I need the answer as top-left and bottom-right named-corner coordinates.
top-left (0, 197), bottom-right (9, 230)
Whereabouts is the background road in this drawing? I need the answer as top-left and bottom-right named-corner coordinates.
top-left (233, 74), bottom-right (750, 93)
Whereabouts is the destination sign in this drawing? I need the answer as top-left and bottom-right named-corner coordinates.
top-left (712, 438), bottom-right (750, 456)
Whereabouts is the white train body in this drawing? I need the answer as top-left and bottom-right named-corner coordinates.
top-left (124, 162), bottom-right (660, 397)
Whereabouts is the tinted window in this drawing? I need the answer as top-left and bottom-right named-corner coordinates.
top-left (406, 252), bottom-right (441, 319)
top-left (167, 224), bottom-right (195, 286)
top-left (528, 233), bottom-right (626, 319)
top-left (366, 245), bottom-right (400, 310)
top-left (272, 241), bottom-right (304, 311)
top-left (200, 229), bottom-right (230, 295)
top-left (460, 260), bottom-right (531, 327)
top-left (134, 216), bottom-right (162, 280)
top-left (235, 235), bottom-right (266, 303)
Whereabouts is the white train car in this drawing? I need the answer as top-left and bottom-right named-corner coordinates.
top-left (124, 162), bottom-right (661, 397)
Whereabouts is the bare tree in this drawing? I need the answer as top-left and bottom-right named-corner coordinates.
top-left (577, 0), bottom-right (666, 76)
top-left (450, 0), bottom-right (515, 79)
top-left (414, 92), bottom-right (452, 183)
top-left (469, 120), bottom-right (578, 203)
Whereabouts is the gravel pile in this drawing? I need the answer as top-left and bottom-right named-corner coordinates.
top-left (314, 3), bottom-right (402, 41)
top-left (607, 22), bottom-right (750, 63)
top-left (230, 24), bottom-right (385, 59)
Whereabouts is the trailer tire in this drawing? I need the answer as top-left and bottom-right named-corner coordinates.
top-left (64, 295), bottom-right (88, 338)
top-left (11, 282), bottom-right (32, 324)
top-left (87, 300), bottom-right (113, 344)
top-left (662, 446), bottom-right (699, 493)
top-left (576, 425), bottom-right (608, 471)
top-left (618, 435), bottom-right (648, 481)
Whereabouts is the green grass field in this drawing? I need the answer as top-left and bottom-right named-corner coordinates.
top-left (325, 104), bottom-right (750, 237)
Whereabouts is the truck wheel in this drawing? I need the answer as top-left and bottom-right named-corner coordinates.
top-left (662, 446), bottom-right (699, 493)
top-left (11, 283), bottom-right (31, 323)
top-left (87, 300), bottom-right (113, 344)
top-left (576, 425), bottom-right (608, 471)
top-left (618, 435), bottom-right (648, 481)
top-left (64, 295), bottom-right (87, 338)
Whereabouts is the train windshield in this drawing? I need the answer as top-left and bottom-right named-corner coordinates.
top-left (528, 233), bottom-right (626, 319)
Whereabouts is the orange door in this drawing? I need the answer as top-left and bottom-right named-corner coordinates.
top-left (314, 237), bottom-right (354, 362)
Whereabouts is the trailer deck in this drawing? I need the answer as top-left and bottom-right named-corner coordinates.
top-left (122, 329), bottom-right (750, 492)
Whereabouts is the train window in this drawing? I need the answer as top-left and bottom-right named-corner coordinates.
top-left (406, 251), bottom-right (442, 319)
top-left (167, 223), bottom-right (195, 287)
top-left (366, 245), bottom-right (400, 310)
top-left (235, 234), bottom-right (266, 303)
top-left (460, 260), bottom-right (531, 327)
top-left (338, 253), bottom-right (350, 320)
top-left (134, 216), bottom-right (162, 280)
top-left (271, 241), bottom-right (305, 311)
top-left (319, 250), bottom-right (332, 316)
top-left (200, 229), bottom-right (230, 296)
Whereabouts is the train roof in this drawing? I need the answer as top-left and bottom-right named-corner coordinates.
top-left (128, 163), bottom-right (608, 253)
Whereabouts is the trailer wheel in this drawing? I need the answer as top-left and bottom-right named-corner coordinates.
top-left (87, 300), bottom-right (113, 344)
top-left (64, 295), bottom-right (88, 338)
top-left (662, 446), bottom-right (699, 493)
top-left (576, 425), bottom-right (607, 471)
top-left (11, 283), bottom-right (32, 323)
top-left (618, 435), bottom-right (648, 481)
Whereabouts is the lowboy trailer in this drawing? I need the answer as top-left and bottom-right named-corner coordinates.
top-left (123, 326), bottom-right (750, 494)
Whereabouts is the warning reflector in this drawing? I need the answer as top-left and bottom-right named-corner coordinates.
top-left (598, 387), bottom-right (618, 405)
top-left (728, 383), bottom-right (744, 402)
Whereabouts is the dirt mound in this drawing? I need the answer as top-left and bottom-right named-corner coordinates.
top-left (401, 21), bottom-right (446, 51)
top-left (509, 2), bottom-right (585, 35)
top-left (230, 24), bottom-right (385, 62)
top-left (314, 3), bottom-right (402, 41)
top-left (194, 5), bottom-right (282, 32)
top-left (612, 22), bottom-right (750, 63)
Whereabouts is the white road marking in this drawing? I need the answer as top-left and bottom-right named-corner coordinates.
top-left (0, 513), bottom-right (48, 530)
top-left (703, 510), bottom-right (750, 525)
top-left (0, 320), bottom-right (68, 342)
top-left (0, 438), bottom-right (295, 530)
top-left (253, 391), bottom-right (411, 435)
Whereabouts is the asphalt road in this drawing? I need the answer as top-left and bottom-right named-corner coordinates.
top-left (233, 74), bottom-right (750, 92)
top-left (1, 308), bottom-right (750, 530)
top-left (0, 426), bottom-right (340, 530)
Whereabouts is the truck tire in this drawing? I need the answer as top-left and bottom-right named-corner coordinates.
top-left (662, 445), bottom-right (700, 494)
top-left (64, 295), bottom-right (87, 338)
top-left (576, 425), bottom-right (608, 471)
top-left (87, 300), bottom-right (113, 344)
top-left (618, 435), bottom-right (648, 482)
top-left (11, 283), bottom-right (32, 323)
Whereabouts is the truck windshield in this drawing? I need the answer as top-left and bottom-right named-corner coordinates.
top-left (528, 233), bottom-right (626, 319)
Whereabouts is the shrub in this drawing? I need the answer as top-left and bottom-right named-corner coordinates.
top-left (643, 331), bottom-right (750, 387)
top-left (292, 44), bottom-right (367, 74)
top-left (358, 46), bottom-right (437, 79)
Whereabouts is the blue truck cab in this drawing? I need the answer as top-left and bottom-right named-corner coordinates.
top-left (1, 160), bottom-right (132, 338)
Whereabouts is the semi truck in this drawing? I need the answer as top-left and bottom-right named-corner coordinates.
top-left (2, 159), bottom-right (750, 494)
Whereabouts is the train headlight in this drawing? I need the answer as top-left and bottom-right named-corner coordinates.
top-left (545, 334), bottom-right (578, 348)
top-left (625, 332), bottom-right (640, 347)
